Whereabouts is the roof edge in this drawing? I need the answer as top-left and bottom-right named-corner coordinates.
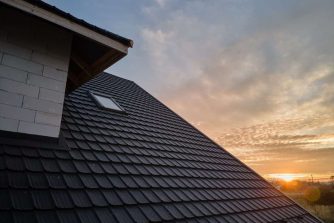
top-left (1, 0), bottom-right (133, 53)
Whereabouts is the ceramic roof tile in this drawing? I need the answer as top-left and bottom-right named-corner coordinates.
top-left (51, 190), bottom-right (74, 209)
top-left (0, 190), bottom-right (11, 210)
top-left (12, 211), bottom-right (37, 223)
top-left (35, 211), bottom-right (59, 223)
top-left (164, 203), bottom-right (183, 219)
top-left (115, 190), bottom-right (136, 205)
top-left (24, 157), bottom-right (44, 172)
top-left (8, 172), bottom-right (29, 189)
top-left (58, 160), bottom-right (77, 173)
top-left (126, 206), bottom-right (148, 222)
top-left (10, 190), bottom-right (34, 210)
top-left (88, 162), bottom-right (104, 174)
top-left (94, 152), bottom-right (109, 161)
top-left (38, 150), bottom-right (55, 159)
top-left (73, 161), bottom-right (91, 173)
top-left (94, 208), bottom-right (117, 223)
top-left (152, 189), bottom-right (171, 203)
top-left (140, 205), bottom-right (162, 222)
top-left (42, 159), bottom-right (61, 173)
top-left (5, 156), bottom-right (25, 171)
top-left (94, 175), bottom-right (113, 189)
top-left (63, 174), bottom-right (84, 189)
top-left (175, 203), bottom-right (193, 218)
top-left (87, 190), bottom-right (108, 207)
top-left (113, 163), bottom-right (129, 174)
top-left (152, 205), bottom-right (174, 221)
top-left (76, 209), bottom-right (99, 223)
top-left (4, 146), bottom-right (21, 156)
top-left (21, 148), bottom-right (39, 157)
top-left (27, 173), bottom-right (48, 189)
top-left (69, 190), bottom-right (92, 208)
top-left (0, 172), bottom-right (8, 189)
top-left (0, 73), bottom-right (320, 223)
top-left (46, 174), bottom-right (66, 189)
top-left (195, 202), bottom-right (212, 216)
top-left (132, 176), bottom-right (150, 188)
top-left (164, 189), bottom-right (182, 202)
top-left (111, 207), bottom-right (133, 222)
top-left (102, 190), bottom-right (123, 206)
top-left (31, 190), bottom-right (55, 209)
top-left (105, 176), bottom-right (123, 189)
top-left (79, 174), bottom-right (99, 189)
top-left (81, 151), bottom-right (96, 161)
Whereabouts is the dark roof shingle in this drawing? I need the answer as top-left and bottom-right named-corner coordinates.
top-left (0, 73), bottom-right (321, 222)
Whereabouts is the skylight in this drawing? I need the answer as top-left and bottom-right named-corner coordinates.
top-left (90, 91), bottom-right (124, 112)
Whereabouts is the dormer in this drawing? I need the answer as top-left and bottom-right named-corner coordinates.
top-left (0, 0), bottom-right (132, 138)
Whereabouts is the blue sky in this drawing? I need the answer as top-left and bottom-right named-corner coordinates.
top-left (45, 0), bottom-right (334, 178)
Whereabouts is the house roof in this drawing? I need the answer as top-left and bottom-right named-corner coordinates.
top-left (0, 73), bottom-right (321, 223)
top-left (22, 0), bottom-right (133, 48)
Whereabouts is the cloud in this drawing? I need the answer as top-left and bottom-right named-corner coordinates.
top-left (49, 0), bottom-right (334, 176)
top-left (139, 0), bottom-right (334, 175)
top-left (154, 0), bottom-right (168, 8)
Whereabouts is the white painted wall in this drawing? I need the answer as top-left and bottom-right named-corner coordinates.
top-left (0, 6), bottom-right (72, 137)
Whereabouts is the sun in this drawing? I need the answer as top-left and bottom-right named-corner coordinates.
top-left (269, 173), bottom-right (300, 182)
top-left (277, 174), bottom-right (295, 182)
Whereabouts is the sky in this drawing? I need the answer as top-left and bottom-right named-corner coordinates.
top-left (45, 0), bottom-right (334, 180)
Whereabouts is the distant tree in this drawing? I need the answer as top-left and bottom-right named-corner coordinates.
top-left (306, 185), bottom-right (334, 205)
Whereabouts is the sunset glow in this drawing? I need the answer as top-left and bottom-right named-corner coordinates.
top-left (48, 0), bottom-right (334, 187)
top-left (268, 173), bottom-right (307, 182)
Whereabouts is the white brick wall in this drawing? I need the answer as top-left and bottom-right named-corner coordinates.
top-left (27, 73), bottom-right (66, 92)
top-left (0, 78), bottom-right (39, 97)
top-left (0, 104), bottom-right (35, 122)
top-left (0, 6), bottom-right (72, 137)
top-left (0, 64), bottom-right (28, 82)
top-left (0, 90), bottom-right (23, 107)
top-left (39, 88), bottom-right (64, 104)
top-left (43, 66), bottom-right (67, 82)
top-left (0, 117), bottom-right (19, 132)
top-left (18, 121), bottom-right (60, 137)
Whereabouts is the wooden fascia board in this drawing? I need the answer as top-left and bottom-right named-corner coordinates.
top-left (0, 0), bottom-right (129, 54)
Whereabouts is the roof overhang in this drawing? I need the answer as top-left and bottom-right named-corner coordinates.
top-left (0, 0), bottom-right (133, 92)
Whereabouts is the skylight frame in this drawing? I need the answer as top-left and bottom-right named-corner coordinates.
top-left (89, 91), bottom-right (126, 113)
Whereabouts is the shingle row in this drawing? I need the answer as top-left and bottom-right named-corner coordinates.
top-left (0, 187), bottom-right (290, 209)
top-left (1, 145), bottom-right (253, 177)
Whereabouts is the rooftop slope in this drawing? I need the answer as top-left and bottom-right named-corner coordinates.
top-left (0, 73), bottom-right (321, 223)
